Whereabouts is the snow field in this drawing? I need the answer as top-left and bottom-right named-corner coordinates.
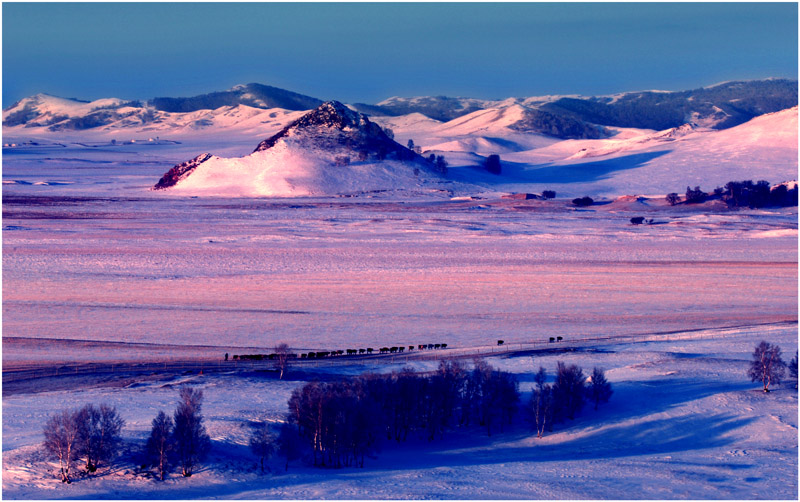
top-left (3, 194), bottom-right (796, 353)
top-left (2, 325), bottom-right (797, 499)
top-left (2, 103), bottom-right (798, 498)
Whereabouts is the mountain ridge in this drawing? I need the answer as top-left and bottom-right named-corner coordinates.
top-left (5, 79), bottom-right (796, 137)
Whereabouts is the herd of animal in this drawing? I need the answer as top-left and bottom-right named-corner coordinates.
top-left (232, 343), bottom-right (449, 361)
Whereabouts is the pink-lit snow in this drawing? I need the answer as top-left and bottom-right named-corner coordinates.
top-left (2, 102), bottom-right (797, 499)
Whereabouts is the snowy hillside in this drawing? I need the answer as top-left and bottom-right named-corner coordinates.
top-left (3, 81), bottom-right (797, 198)
top-left (2, 93), bottom-right (307, 139)
top-left (153, 101), bottom-right (447, 197)
top-left (3, 94), bottom-right (132, 127)
top-left (485, 106), bottom-right (799, 197)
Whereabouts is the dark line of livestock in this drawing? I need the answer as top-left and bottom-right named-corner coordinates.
top-left (232, 343), bottom-right (449, 361)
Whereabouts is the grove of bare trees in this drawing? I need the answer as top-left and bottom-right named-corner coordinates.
top-left (42, 403), bottom-right (124, 483)
top-left (283, 359), bottom-right (520, 468)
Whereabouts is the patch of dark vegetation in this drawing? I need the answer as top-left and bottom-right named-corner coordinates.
top-left (572, 196), bottom-right (594, 207)
top-left (352, 95), bottom-right (484, 122)
top-left (509, 108), bottom-right (606, 139)
top-left (483, 154), bottom-right (502, 174)
top-left (529, 363), bottom-right (612, 439)
top-left (665, 179), bottom-right (798, 208)
top-left (279, 360), bottom-right (519, 468)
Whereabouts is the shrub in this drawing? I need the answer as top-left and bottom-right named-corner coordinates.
top-left (685, 186), bottom-right (707, 203)
top-left (572, 196), bottom-right (594, 207)
top-left (484, 154), bottom-right (501, 175)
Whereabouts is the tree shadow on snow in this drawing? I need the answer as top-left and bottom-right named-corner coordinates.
top-left (458, 149), bottom-right (672, 185)
top-left (366, 376), bottom-right (757, 472)
top-left (381, 411), bottom-right (756, 473)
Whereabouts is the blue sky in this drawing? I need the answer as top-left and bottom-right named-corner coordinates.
top-left (2, 2), bottom-right (797, 107)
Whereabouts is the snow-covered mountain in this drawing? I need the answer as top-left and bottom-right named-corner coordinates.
top-left (149, 83), bottom-right (323, 113)
top-left (6, 79), bottom-right (795, 135)
top-left (1, 93), bottom-right (308, 138)
top-left (354, 79), bottom-right (797, 131)
top-left (152, 101), bottom-right (444, 197)
top-left (4, 80), bottom-right (797, 198)
top-left (3, 94), bottom-right (140, 128)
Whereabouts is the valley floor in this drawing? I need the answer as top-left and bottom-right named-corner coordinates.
top-left (2, 325), bottom-right (797, 499)
top-left (2, 141), bottom-right (798, 498)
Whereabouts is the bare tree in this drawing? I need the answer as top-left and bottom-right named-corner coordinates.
top-left (465, 359), bottom-right (519, 436)
top-left (587, 367), bottom-right (613, 410)
top-left (277, 422), bottom-right (303, 471)
top-left (75, 403), bottom-right (124, 473)
top-left (748, 341), bottom-right (787, 392)
top-left (552, 362), bottom-right (586, 421)
top-left (146, 411), bottom-right (173, 481)
top-left (274, 343), bottom-right (293, 380)
top-left (530, 367), bottom-right (552, 438)
top-left (173, 387), bottom-right (210, 477)
top-left (249, 424), bottom-right (275, 474)
top-left (43, 409), bottom-right (80, 483)
top-left (790, 350), bottom-right (798, 389)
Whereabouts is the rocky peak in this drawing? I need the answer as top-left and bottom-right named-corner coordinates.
top-left (293, 101), bottom-right (364, 129)
top-left (253, 100), bottom-right (387, 153)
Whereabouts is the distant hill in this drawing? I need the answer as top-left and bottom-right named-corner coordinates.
top-left (149, 83), bottom-right (323, 113)
top-left (540, 79), bottom-right (798, 130)
top-left (153, 101), bottom-right (440, 196)
top-left (352, 96), bottom-right (492, 122)
top-left (356, 80), bottom-right (798, 131)
top-left (4, 79), bottom-right (796, 137)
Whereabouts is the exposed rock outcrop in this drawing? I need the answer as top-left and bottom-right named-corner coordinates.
top-left (153, 153), bottom-right (213, 190)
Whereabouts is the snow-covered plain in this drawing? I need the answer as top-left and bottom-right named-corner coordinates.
top-left (2, 326), bottom-right (797, 499)
top-left (2, 107), bottom-right (798, 498)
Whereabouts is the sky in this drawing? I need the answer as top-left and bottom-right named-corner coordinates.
top-left (2, 2), bottom-right (798, 107)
